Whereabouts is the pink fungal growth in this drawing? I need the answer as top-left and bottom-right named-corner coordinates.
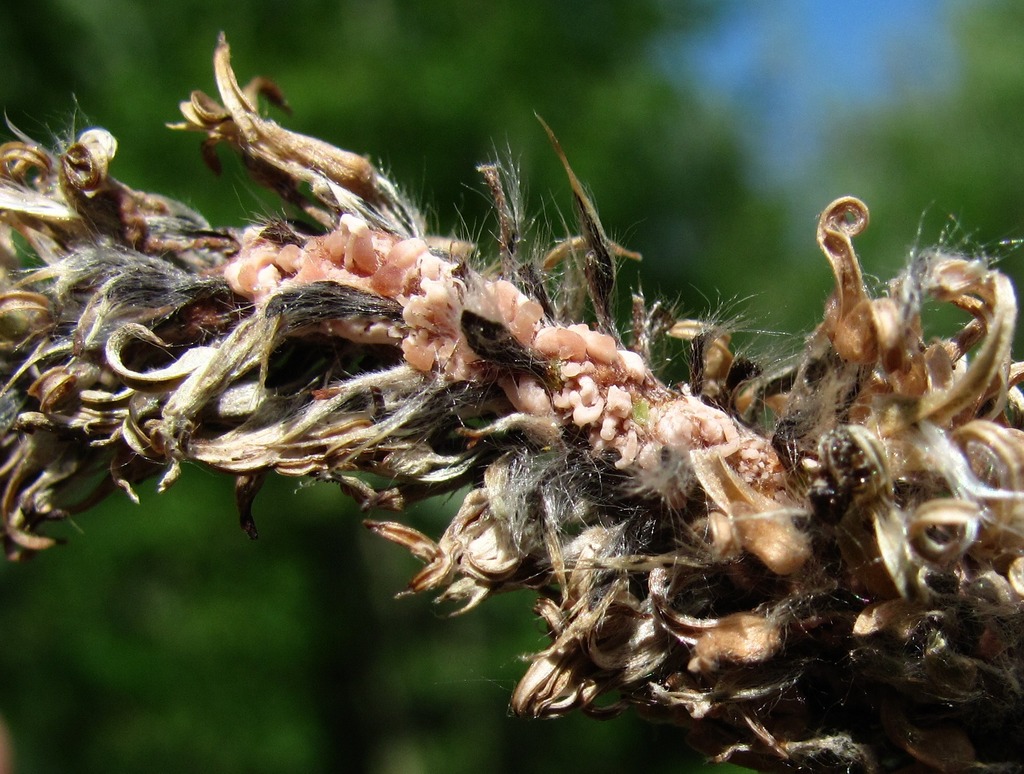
top-left (221, 211), bottom-right (786, 507)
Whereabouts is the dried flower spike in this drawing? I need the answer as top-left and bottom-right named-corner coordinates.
top-left (2, 36), bottom-right (1024, 773)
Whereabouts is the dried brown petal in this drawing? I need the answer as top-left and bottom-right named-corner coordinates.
top-left (688, 612), bottom-right (783, 674)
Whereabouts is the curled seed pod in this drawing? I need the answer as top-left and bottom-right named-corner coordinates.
top-left (60, 129), bottom-right (117, 193)
top-left (0, 141), bottom-right (54, 186)
top-left (906, 498), bottom-right (980, 567)
top-left (950, 419), bottom-right (1024, 561)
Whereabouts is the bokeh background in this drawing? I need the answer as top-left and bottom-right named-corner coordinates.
top-left (1, 1), bottom-right (1022, 772)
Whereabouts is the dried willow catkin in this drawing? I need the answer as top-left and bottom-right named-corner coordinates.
top-left (2, 35), bottom-right (1024, 773)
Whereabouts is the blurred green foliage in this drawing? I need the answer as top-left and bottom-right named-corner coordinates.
top-left (0, 1), bottom-right (1021, 772)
